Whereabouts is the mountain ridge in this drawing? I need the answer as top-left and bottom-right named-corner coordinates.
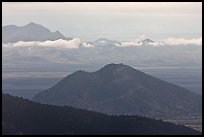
top-left (32, 63), bottom-right (202, 119)
top-left (2, 22), bottom-right (71, 43)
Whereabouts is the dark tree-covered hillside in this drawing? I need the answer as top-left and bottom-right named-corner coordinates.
top-left (2, 94), bottom-right (201, 135)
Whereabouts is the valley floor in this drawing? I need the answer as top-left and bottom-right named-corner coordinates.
top-left (164, 116), bottom-right (202, 132)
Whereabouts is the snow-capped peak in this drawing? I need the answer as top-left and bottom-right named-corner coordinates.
top-left (119, 39), bottom-right (167, 47)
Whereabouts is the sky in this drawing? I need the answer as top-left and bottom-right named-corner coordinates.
top-left (2, 2), bottom-right (202, 41)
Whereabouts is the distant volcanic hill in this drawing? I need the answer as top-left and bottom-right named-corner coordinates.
top-left (32, 63), bottom-right (202, 119)
top-left (3, 94), bottom-right (201, 135)
top-left (2, 22), bottom-right (71, 43)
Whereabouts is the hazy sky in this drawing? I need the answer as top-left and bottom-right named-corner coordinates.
top-left (2, 2), bottom-right (202, 41)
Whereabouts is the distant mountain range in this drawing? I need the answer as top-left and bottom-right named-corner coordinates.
top-left (2, 22), bottom-right (166, 47)
top-left (2, 22), bottom-right (71, 43)
top-left (2, 22), bottom-right (201, 47)
top-left (3, 94), bottom-right (201, 135)
top-left (32, 63), bottom-right (202, 119)
top-left (3, 22), bottom-right (202, 48)
top-left (2, 23), bottom-right (161, 48)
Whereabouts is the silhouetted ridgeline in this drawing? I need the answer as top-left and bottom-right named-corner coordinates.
top-left (2, 94), bottom-right (201, 135)
top-left (2, 22), bottom-right (71, 43)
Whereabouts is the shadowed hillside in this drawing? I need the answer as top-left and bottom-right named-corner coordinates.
top-left (2, 94), bottom-right (201, 135)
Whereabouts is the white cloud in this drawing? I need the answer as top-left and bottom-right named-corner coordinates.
top-left (2, 37), bottom-right (202, 50)
top-left (118, 37), bottom-right (202, 47)
top-left (118, 40), bottom-right (141, 47)
top-left (2, 38), bottom-right (81, 49)
top-left (163, 37), bottom-right (202, 46)
top-left (81, 42), bottom-right (94, 48)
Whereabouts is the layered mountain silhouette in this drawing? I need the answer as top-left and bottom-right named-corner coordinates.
top-left (2, 22), bottom-right (71, 43)
top-left (33, 63), bottom-right (202, 118)
top-left (3, 94), bottom-right (201, 135)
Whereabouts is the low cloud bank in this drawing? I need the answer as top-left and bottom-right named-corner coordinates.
top-left (164, 37), bottom-right (202, 46)
top-left (2, 37), bottom-right (202, 49)
top-left (81, 42), bottom-right (94, 48)
top-left (2, 38), bottom-right (81, 49)
top-left (119, 37), bottom-right (202, 47)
